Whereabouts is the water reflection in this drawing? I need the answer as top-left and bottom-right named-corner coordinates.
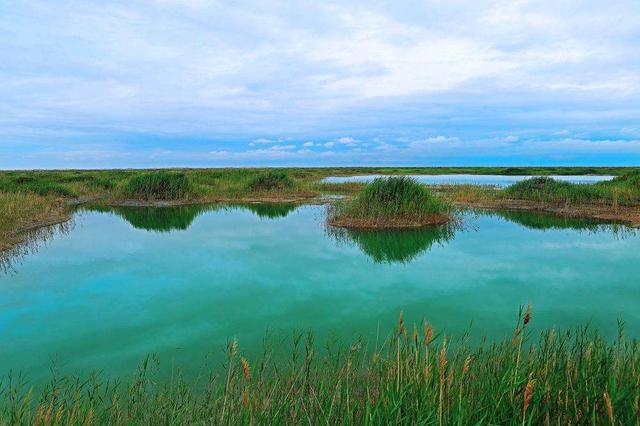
top-left (491, 210), bottom-right (629, 233)
top-left (228, 203), bottom-right (299, 219)
top-left (328, 224), bottom-right (457, 264)
top-left (85, 203), bottom-right (300, 233)
top-left (0, 220), bottom-right (74, 275)
top-left (90, 205), bottom-right (221, 233)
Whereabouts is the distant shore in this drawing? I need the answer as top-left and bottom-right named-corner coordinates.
top-left (2, 167), bottom-right (639, 253)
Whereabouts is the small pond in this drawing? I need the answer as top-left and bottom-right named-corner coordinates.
top-left (1, 203), bottom-right (638, 382)
top-left (323, 174), bottom-right (615, 187)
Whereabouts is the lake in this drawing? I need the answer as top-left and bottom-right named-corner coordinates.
top-left (323, 174), bottom-right (615, 186)
top-left (1, 203), bottom-right (638, 382)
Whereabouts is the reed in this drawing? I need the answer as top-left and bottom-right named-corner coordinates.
top-left (121, 171), bottom-right (194, 201)
top-left (328, 176), bottom-right (451, 228)
top-left (245, 171), bottom-right (294, 192)
top-left (1, 167), bottom-right (638, 253)
top-left (504, 171), bottom-right (640, 207)
top-left (1, 309), bottom-right (638, 425)
top-left (0, 191), bottom-right (68, 251)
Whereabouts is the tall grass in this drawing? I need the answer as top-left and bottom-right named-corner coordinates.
top-left (329, 176), bottom-right (450, 228)
top-left (1, 309), bottom-right (638, 424)
top-left (0, 176), bottom-right (75, 197)
top-left (0, 191), bottom-right (68, 250)
top-left (246, 171), bottom-right (294, 192)
top-left (504, 172), bottom-right (640, 207)
top-left (121, 172), bottom-right (194, 201)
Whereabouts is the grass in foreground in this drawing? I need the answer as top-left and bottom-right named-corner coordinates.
top-left (329, 176), bottom-right (451, 228)
top-left (1, 309), bottom-right (638, 424)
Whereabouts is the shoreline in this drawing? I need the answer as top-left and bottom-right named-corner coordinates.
top-left (451, 198), bottom-right (640, 227)
top-left (2, 185), bottom-right (640, 254)
top-left (0, 213), bottom-right (71, 253)
top-left (327, 213), bottom-right (450, 229)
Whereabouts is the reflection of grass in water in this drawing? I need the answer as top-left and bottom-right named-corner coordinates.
top-left (232, 203), bottom-right (298, 219)
top-left (494, 210), bottom-right (607, 231)
top-left (493, 209), bottom-right (637, 239)
top-left (0, 220), bottom-right (73, 275)
top-left (328, 223), bottom-right (456, 264)
top-left (101, 205), bottom-right (221, 233)
top-left (86, 203), bottom-right (299, 233)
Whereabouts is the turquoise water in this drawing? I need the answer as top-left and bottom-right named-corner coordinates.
top-left (1, 204), bottom-right (638, 382)
top-left (323, 174), bottom-right (614, 186)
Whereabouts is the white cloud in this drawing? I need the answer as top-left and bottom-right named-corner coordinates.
top-left (1, 0), bottom-right (639, 167)
top-left (268, 144), bottom-right (296, 151)
top-left (408, 136), bottom-right (460, 149)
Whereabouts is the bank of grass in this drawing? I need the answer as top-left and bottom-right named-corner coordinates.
top-left (2, 309), bottom-right (638, 424)
top-left (329, 176), bottom-right (451, 228)
top-left (1, 167), bottom-right (638, 251)
top-left (121, 171), bottom-right (195, 201)
top-left (246, 171), bottom-right (294, 192)
top-left (0, 192), bottom-right (68, 251)
top-left (498, 172), bottom-right (640, 208)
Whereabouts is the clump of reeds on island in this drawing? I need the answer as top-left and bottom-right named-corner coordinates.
top-left (121, 171), bottom-right (195, 201)
top-left (328, 176), bottom-right (451, 228)
top-left (2, 306), bottom-right (638, 425)
top-left (504, 170), bottom-right (640, 207)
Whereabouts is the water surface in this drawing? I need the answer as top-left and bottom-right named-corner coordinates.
top-left (323, 174), bottom-right (614, 187)
top-left (1, 204), bottom-right (638, 382)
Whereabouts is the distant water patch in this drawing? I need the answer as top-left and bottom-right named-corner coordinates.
top-left (323, 174), bottom-right (614, 187)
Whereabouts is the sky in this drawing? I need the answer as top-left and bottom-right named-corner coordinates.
top-left (1, 0), bottom-right (640, 169)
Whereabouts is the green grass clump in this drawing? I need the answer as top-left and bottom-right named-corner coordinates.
top-left (0, 177), bottom-right (75, 197)
top-left (504, 173), bottom-right (640, 207)
top-left (246, 171), bottom-right (294, 192)
top-left (122, 172), bottom-right (193, 201)
top-left (504, 177), bottom-right (596, 204)
top-left (330, 176), bottom-right (449, 228)
top-left (1, 311), bottom-right (638, 424)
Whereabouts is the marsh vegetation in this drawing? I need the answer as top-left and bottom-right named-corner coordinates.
top-left (2, 311), bottom-right (638, 425)
top-left (328, 176), bottom-right (451, 228)
top-left (1, 167), bottom-right (639, 253)
top-left (504, 171), bottom-right (640, 207)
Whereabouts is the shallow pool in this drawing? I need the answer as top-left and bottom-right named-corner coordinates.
top-left (1, 204), bottom-right (638, 381)
top-left (323, 174), bottom-right (615, 187)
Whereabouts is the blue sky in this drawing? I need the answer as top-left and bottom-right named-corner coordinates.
top-left (1, 0), bottom-right (640, 168)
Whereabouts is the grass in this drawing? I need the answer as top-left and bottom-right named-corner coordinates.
top-left (121, 171), bottom-right (194, 201)
top-left (0, 191), bottom-right (68, 251)
top-left (503, 171), bottom-right (640, 207)
top-left (329, 176), bottom-right (451, 228)
top-left (0, 175), bottom-right (75, 197)
top-left (0, 167), bottom-right (638, 252)
top-left (246, 171), bottom-right (294, 192)
top-left (1, 309), bottom-right (638, 424)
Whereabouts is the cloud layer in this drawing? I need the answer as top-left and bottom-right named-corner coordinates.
top-left (1, 0), bottom-right (639, 168)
